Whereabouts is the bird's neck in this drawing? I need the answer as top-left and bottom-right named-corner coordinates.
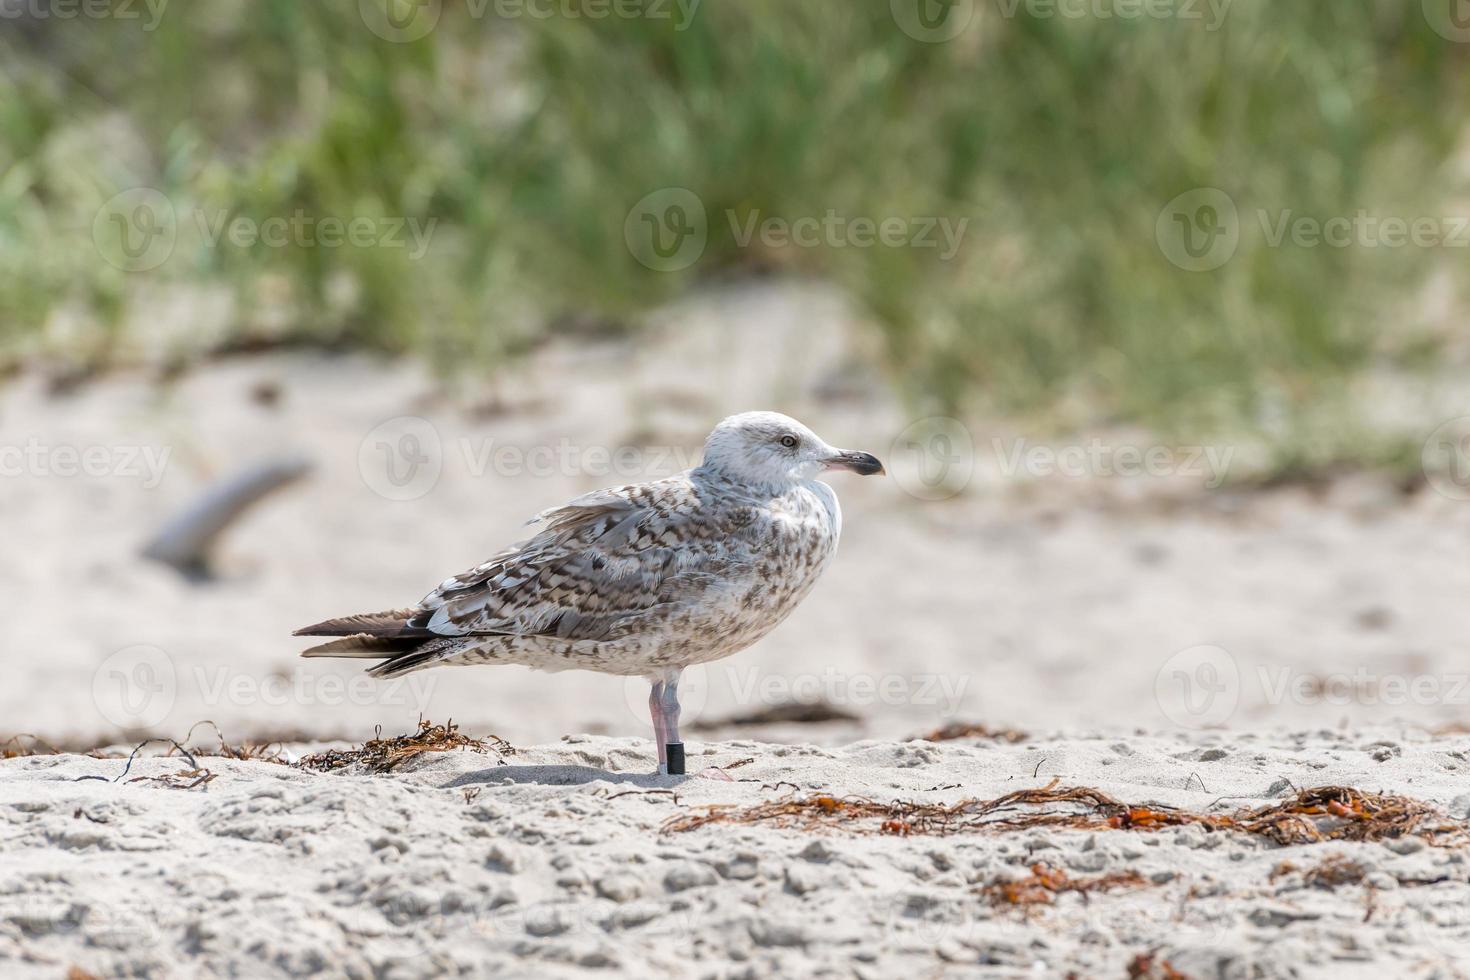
top-left (692, 464), bottom-right (801, 500)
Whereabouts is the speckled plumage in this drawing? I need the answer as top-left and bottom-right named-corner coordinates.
top-left (295, 412), bottom-right (883, 686)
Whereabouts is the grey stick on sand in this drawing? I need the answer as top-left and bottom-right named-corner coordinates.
top-left (144, 455), bottom-right (314, 580)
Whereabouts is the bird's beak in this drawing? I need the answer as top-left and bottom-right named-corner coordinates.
top-left (822, 450), bottom-right (885, 476)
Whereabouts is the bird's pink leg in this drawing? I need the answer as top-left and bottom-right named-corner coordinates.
top-left (652, 670), bottom-right (719, 777)
top-left (648, 680), bottom-right (669, 772)
top-left (658, 669), bottom-right (688, 775)
top-left (659, 676), bottom-right (681, 746)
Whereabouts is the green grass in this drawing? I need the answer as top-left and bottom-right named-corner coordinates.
top-left (2, 0), bottom-right (1468, 458)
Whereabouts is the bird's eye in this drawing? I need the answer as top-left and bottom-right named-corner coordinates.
top-left (779, 435), bottom-right (799, 449)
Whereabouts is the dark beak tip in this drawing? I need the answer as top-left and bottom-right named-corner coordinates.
top-left (846, 452), bottom-right (885, 476)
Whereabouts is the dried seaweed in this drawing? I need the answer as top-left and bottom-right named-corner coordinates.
top-left (72, 738), bottom-right (216, 791)
top-left (918, 723), bottom-right (1029, 744)
top-left (663, 781), bottom-right (1469, 847)
top-left (1195, 786), bottom-right (1462, 846)
top-left (982, 862), bottom-right (1147, 907)
top-left (129, 767), bottom-right (218, 790)
top-left (1126, 951), bottom-right (1192, 980)
top-left (2, 733), bottom-right (65, 758)
top-left (2, 720), bottom-right (309, 763)
top-left (8, 719), bottom-right (511, 782)
top-left (294, 718), bottom-right (512, 773)
top-left (176, 721), bottom-right (290, 765)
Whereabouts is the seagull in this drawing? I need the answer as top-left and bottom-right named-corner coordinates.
top-left (294, 411), bottom-right (884, 774)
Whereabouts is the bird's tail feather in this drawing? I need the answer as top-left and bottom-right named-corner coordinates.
top-left (293, 609), bottom-right (427, 638)
top-left (366, 638), bottom-right (463, 678)
top-left (295, 610), bottom-right (462, 676)
top-left (299, 634), bottom-right (417, 658)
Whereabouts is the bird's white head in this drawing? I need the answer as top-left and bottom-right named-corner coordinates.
top-left (698, 411), bottom-right (884, 488)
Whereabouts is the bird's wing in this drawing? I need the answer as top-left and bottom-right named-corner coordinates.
top-left (407, 477), bottom-right (754, 641)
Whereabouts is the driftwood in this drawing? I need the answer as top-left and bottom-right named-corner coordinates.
top-left (141, 455), bottom-right (312, 579)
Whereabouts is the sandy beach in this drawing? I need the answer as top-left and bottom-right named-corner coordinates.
top-left (5, 286), bottom-right (1470, 977)
top-left (11, 4), bottom-right (1470, 975)
top-left (6, 729), bottom-right (1470, 979)
top-left (6, 286), bottom-right (1470, 751)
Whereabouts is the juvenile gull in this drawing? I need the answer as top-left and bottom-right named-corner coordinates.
top-left (294, 412), bottom-right (884, 773)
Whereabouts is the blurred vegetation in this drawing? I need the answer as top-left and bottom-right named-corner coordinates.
top-left (2, 0), bottom-right (1469, 463)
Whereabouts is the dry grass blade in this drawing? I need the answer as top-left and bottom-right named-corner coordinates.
top-left (2, 733), bottom-right (64, 758)
top-left (176, 720), bottom-right (290, 765)
top-left (982, 862), bottom-right (1148, 907)
top-left (663, 783), bottom-right (1470, 847)
top-left (294, 718), bottom-right (513, 774)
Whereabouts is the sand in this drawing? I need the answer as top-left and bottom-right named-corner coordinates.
top-left (5, 729), bottom-right (1470, 979)
top-left (6, 280), bottom-right (1470, 976)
